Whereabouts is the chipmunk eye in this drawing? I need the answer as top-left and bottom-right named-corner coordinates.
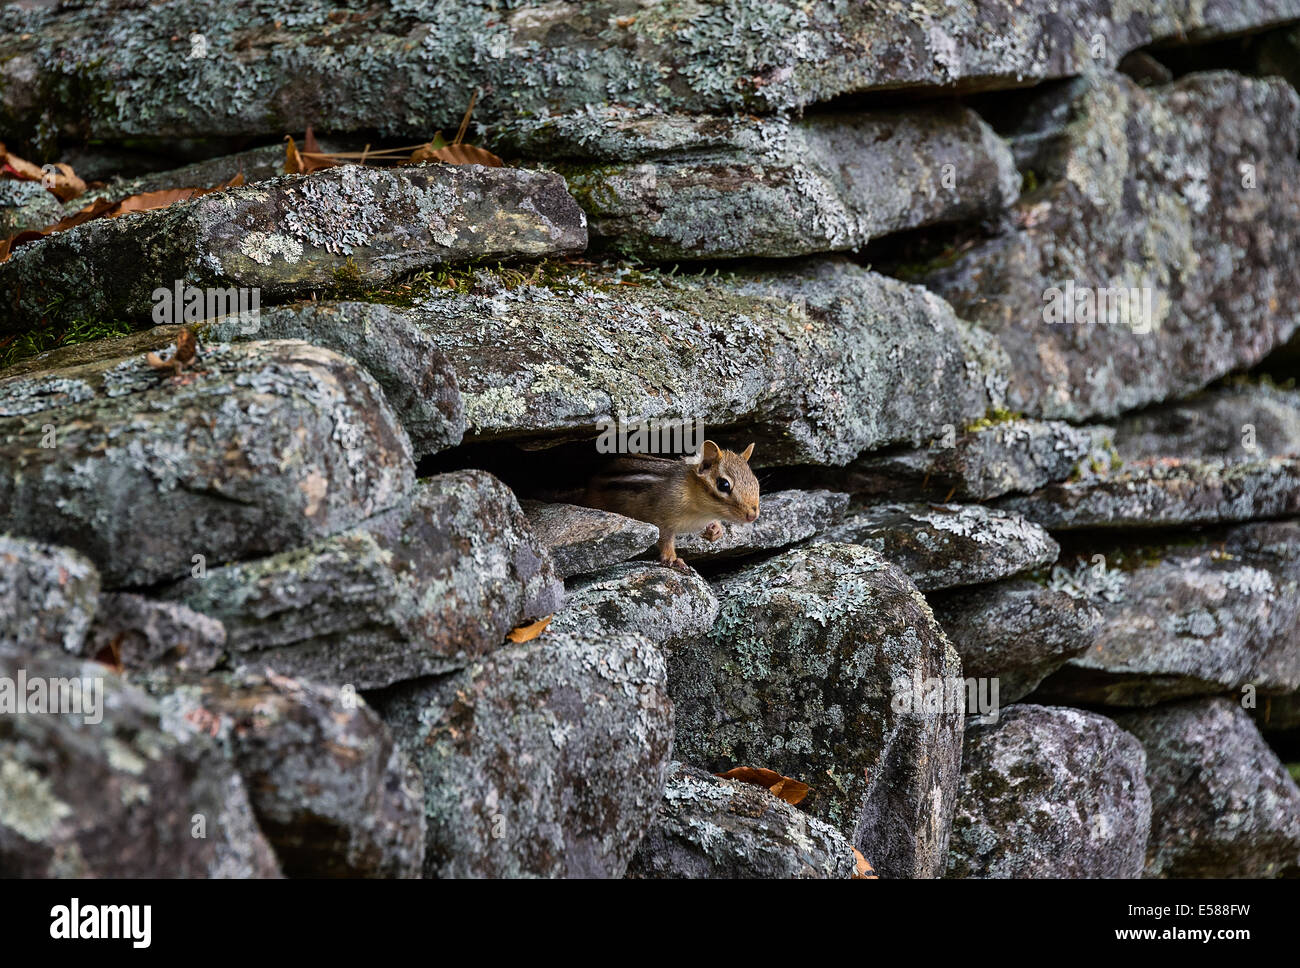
top-left (718, 478), bottom-right (732, 494)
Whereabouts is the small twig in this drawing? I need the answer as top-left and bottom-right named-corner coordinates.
top-left (454, 90), bottom-right (478, 146)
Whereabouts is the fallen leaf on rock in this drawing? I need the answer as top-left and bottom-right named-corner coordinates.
top-left (408, 142), bottom-right (502, 167)
top-left (852, 848), bottom-right (878, 879)
top-left (715, 766), bottom-right (811, 805)
top-left (0, 174), bottom-right (244, 264)
top-left (1, 143), bottom-right (87, 201)
top-left (507, 615), bottom-right (552, 643)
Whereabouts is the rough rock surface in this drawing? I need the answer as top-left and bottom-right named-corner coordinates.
top-left (1113, 382), bottom-right (1300, 461)
top-left (0, 535), bottom-right (99, 654)
top-left (411, 258), bottom-right (1006, 463)
top-left (0, 651), bottom-right (281, 877)
top-left (1000, 457), bottom-right (1300, 529)
top-left (1, 164), bottom-right (587, 334)
top-left (521, 501), bottom-right (658, 579)
top-left (668, 542), bottom-right (963, 879)
top-left (85, 593), bottom-right (225, 674)
top-left (372, 628), bottom-right (673, 878)
top-left (5, 0), bottom-right (1298, 139)
top-left (0, 340), bottom-right (414, 587)
top-left (946, 705), bottom-right (1151, 879)
top-left (843, 419), bottom-right (1098, 501)
top-left (206, 302), bottom-right (467, 460)
top-left (932, 580), bottom-right (1100, 703)
top-left (923, 71), bottom-right (1300, 421)
top-left (142, 669), bottom-right (425, 879)
top-left (1115, 699), bottom-right (1300, 878)
top-left (821, 503), bottom-right (1059, 591)
top-left (626, 762), bottom-right (858, 879)
top-left (531, 106), bottom-right (1017, 260)
top-left (1035, 522), bottom-right (1300, 706)
top-left (673, 489), bottom-right (850, 563)
top-left (165, 471), bottom-right (562, 691)
top-left (550, 562), bottom-right (718, 654)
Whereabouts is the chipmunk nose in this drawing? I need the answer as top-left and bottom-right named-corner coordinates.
top-left (746, 508), bottom-right (759, 522)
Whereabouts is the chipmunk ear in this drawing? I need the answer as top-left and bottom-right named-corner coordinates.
top-left (698, 440), bottom-right (721, 470)
top-left (740, 443), bottom-right (754, 462)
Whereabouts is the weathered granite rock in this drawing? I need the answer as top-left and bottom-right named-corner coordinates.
top-left (550, 562), bottom-right (719, 654)
top-left (1, 164), bottom-right (587, 334)
top-left (0, 340), bottom-right (414, 587)
top-left (1113, 382), bottom-right (1300, 462)
top-left (85, 593), bottom-right (225, 674)
top-left (672, 489), bottom-right (850, 563)
top-left (142, 669), bottom-right (425, 878)
top-left (207, 301), bottom-right (467, 459)
top-left (0, 179), bottom-right (61, 237)
top-left (669, 542), bottom-right (963, 878)
top-left (922, 71), bottom-right (1300, 421)
top-left (521, 501), bottom-right (658, 579)
top-left (411, 258), bottom-right (1007, 464)
top-left (372, 628), bottom-right (673, 878)
top-left (946, 705), bottom-right (1151, 879)
top-left (526, 106), bottom-right (1017, 260)
top-left (1035, 522), bottom-right (1300, 706)
top-left (0, 535), bottom-right (99, 653)
top-left (1000, 457), bottom-right (1300, 529)
top-left (843, 419), bottom-right (1098, 501)
top-left (626, 762), bottom-right (858, 879)
top-left (5, 0), bottom-right (1299, 139)
top-left (0, 325), bottom-right (185, 380)
top-left (1, 145), bottom-right (288, 238)
top-left (932, 579), bottom-right (1100, 703)
top-left (1115, 698), bottom-right (1300, 878)
top-left (165, 471), bottom-right (562, 691)
top-left (0, 651), bottom-right (281, 877)
top-left (821, 503), bottom-right (1058, 591)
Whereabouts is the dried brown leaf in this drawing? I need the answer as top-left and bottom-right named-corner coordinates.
top-left (715, 766), bottom-right (811, 805)
top-left (852, 848), bottom-right (878, 879)
top-left (507, 615), bottom-right (552, 643)
top-left (409, 142), bottom-right (503, 167)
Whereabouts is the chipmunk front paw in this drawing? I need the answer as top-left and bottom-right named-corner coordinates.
top-left (658, 553), bottom-right (691, 572)
top-left (700, 521), bottom-right (724, 542)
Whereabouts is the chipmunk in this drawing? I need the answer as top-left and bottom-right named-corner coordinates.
top-left (584, 440), bottom-right (760, 571)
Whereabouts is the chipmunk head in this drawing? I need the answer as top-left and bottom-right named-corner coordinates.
top-left (695, 440), bottom-right (760, 523)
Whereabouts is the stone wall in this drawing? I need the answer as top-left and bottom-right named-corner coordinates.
top-left (2, 0), bottom-right (1300, 879)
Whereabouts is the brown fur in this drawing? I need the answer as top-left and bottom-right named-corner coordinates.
top-left (584, 440), bottom-right (760, 570)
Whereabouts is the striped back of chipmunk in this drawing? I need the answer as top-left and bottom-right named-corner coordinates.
top-left (587, 454), bottom-right (685, 495)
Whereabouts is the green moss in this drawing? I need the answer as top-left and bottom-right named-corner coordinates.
top-left (1021, 168), bottom-right (1040, 194)
top-left (962, 406), bottom-right (1023, 433)
top-left (0, 314), bottom-right (135, 369)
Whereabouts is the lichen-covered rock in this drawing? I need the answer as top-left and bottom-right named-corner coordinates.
top-left (999, 457), bottom-right (1300, 529)
top-left (843, 420), bottom-right (1099, 501)
top-left (0, 651), bottom-right (281, 877)
top-left (0, 164), bottom-right (587, 334)
top-left (5, 0), bottom-right (1297, 140)
top-left (411, 258), bottom-right (1006, 464)
top-left (922, 71), bottom-right (1300, 421)
top-left (371, 628), bottom-right (673, 878)
top-left (521, 501), bottom-right (658, 579)
top-left (626, 762), bottom-right (858, 879)
top-left (932, 579), bottom-right (1100, 703)
top-left (1034, 522), bottom-right (1300, 706)
top-left (946, 705), bottom-right (1151, 879)
top-left (523, 106), bottom-right (1017, 260)
top-left (1113, 382), bottom-right (1300, 462)
top-left (672, 489), bottom-right (850, 563)
top-left (84, 593), bottom-right (225, 674)
top-left (164, 471), bottom-right (562, 691)
top-left (0, 179), bottom-right (61, 237)
top-left (1114, 698), bottom-right (1300, 878)
top-left (550, 562), bottom-right (718, 654)
top-left (140, 669), bottom-right (425, 879)
top-left (821, 503), bottom-right (1058, 591)
top-left (669, 542), bottom-right (963, 878)
top-left (206, 301), bottom-right (466, 460)
top-left (0, 340), bottom-right (414, 587)
top-left (0, 535), bottom-right (99, 654)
